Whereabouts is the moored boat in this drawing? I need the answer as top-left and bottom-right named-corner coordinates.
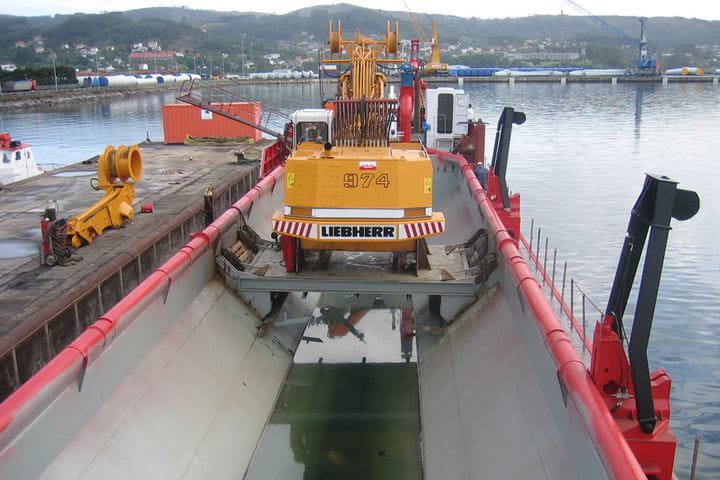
top-left (0, 133), bottom-right (43, 187)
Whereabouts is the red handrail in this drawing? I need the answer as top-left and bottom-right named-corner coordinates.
top-left (519, 233), bottom-right (593, 352)
top-left (0, 165), bottom-right (284, 441)
top-left (428, 147), bottom-right (646, 480)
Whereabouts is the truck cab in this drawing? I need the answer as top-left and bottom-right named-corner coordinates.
top-left (424, 87), bottom-right (469, 151)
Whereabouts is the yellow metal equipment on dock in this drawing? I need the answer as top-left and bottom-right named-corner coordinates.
top-left (67, 144), bottom-right (142, 247)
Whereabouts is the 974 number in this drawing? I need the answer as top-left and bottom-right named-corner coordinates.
top-left (343, 173), bottom-right (390, 188)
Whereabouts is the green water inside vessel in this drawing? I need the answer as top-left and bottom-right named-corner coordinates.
top-left (245, 299), bottom-right (423, 479)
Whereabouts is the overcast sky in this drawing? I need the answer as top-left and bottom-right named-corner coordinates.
top-left (3, 0), bottom-right (720, 21)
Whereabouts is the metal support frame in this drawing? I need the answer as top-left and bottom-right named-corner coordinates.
top-left (490, 107), bottom-right (526, 210)
top-left (218, 256), bottom-right (476, 296)
top-left (601, 174), bottom-right (699, 433)
top-left (176, 79), bottom-right (289, 140)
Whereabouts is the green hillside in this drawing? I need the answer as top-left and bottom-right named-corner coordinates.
top-left (1, 4), bottom-right (718, 73)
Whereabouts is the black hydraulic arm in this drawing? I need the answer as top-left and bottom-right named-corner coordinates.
top-left (604, 174), bottom-right (699, 433)
top-left (490, 107), bottom-right (526, 210)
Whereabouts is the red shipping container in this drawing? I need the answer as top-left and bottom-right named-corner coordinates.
top-left (162, 102), bottom-right (263, 144)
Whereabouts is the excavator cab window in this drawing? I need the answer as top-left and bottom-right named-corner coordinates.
top-left (437, 93), bottom-right (454, 134)
top-left (298, 122), bottom-right (328, 143)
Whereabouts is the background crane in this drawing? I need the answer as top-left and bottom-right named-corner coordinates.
top-left (401, 0), bottom-right (430, 44)
top-left (401, 0), bottom-right (448, 74)
top-left (565, 0), bottom-right (657, 74)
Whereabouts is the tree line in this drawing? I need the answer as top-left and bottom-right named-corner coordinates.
top-left (1, 66), bottom-right (77, 85)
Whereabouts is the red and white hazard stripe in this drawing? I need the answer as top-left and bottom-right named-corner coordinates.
top-left (272, 220), bottom-right (316, 238)
top-left (400, 221), bottom-right (445, 239)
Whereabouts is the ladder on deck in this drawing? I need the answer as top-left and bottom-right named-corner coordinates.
top-left (176, 79), bottom-right (291, 140)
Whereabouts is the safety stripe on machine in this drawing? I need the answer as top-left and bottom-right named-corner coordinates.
top-left (400, 221), bottom-right (445, 239)
top-left (272, 220), bottom-right (316, 238)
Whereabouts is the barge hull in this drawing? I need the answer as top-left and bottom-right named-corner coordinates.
top-left (0, 154), bottom-right (648, 478)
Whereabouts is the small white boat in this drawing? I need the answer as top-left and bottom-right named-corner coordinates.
top-left (0, 133), bottom-right (43, 187)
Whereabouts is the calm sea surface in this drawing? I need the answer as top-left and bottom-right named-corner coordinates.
top-left (1, 81), bottom-right (718, 476)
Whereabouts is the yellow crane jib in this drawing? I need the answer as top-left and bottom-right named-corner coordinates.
top-left (67, 144), bottom-right (143, 248)
top-left (428, 20), bottom-right (448, 73)
top-left (326, 21), bottom-right (401, 100)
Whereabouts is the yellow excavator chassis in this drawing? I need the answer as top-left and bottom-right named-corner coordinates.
top-left (272, 142), bottom-right (445, 252)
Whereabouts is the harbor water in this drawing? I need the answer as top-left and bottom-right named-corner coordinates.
top-left (1, 81), bottom-right (718, 477)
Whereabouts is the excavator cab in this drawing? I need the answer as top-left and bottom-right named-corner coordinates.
top-left (292, 109), bottom-right (333, 149)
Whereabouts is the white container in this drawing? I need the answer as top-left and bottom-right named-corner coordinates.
top-left (103, 75), bottom-right (135, 87)
top-left (510, 70), bottom-right (566, 77)
top-left (136, 77), bottom-right (157, 86)
top-left (665, 67), bottom-right (704, 76)
top-left (569, 69), bottom-right (628, 77)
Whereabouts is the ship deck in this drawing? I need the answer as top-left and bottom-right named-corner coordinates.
top-left (0, 141), bottom-right (264, 396)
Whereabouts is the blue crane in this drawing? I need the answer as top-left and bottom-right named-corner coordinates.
top-left (565, 0), bottom-right (657, 73)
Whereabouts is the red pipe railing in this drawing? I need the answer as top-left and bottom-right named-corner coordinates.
top-left (428, 147), bottom-right (646, 480)
top-left (519, 233), bottom-right (593, 352)
top-left (0, 165), bottom-right (284, 442)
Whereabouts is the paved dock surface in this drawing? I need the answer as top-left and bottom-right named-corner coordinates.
top-left (0, 141), bottom-right (261, 352)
